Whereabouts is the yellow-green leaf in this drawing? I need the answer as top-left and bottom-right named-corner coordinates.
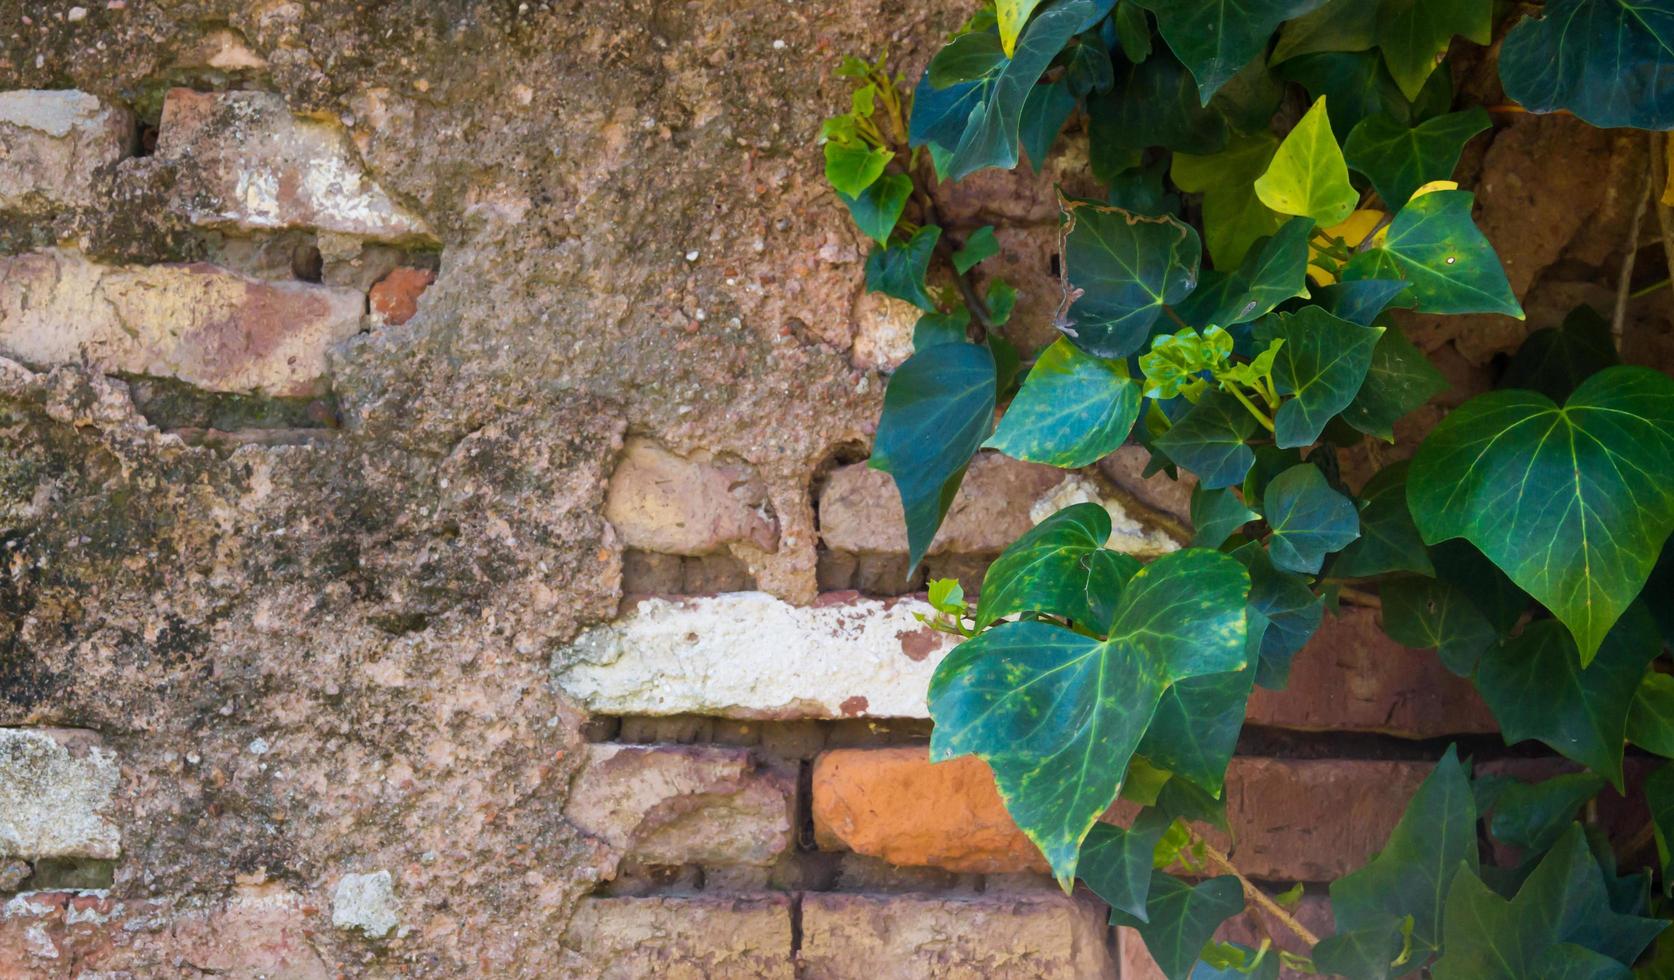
top-left (996, 0), bottom-right (1046, 57)
top-left (1254, 96), bottom-right (1358, 226)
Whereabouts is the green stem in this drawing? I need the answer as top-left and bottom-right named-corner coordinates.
top-left (1223, 383), bottom-right (1276, 433)
top-left (1631, 277), bottom-right (1669, 300)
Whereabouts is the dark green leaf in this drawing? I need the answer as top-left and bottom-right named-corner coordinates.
top-left (1430, 539), bottom-right (1531, 635)
top-left (929, 29), bottom-right (1008, 88)
top-left (1475, 608), bottom-right (1661, 788)
top-left (1432, 825), bottom-right (1664, 979)
top-left (1060, 201), bottom-right (1203, 358)
top-left (865, 226), bottom-right (942, 311)
top-left (1533, 944), bottom-right (1634, 980)
top-left (929, 548), bottom-right (1250, 885)
top-left (839, 173), bottom-right (913, 246)
top-left (1500, 0), bottom-right (1674, 130)
top-left (1340, 323), bottom-right (1448, 441)
top-left (1629, 672), bottom-right (1674, 759)
top-left (1263, 462), bottom-right (1360, 573)
top-left (1155, 766), bottom-right (1231, 830)
top-left (973, 501), bottom-right (1127, 628)
top-left (1381, 576), bottom-right (1497, 675)
top-left (1376, 0), bottom-right (1491, 101)
top-left (909, 74), bottom-right (984, 151)
top-left (1331, 745), bottom-right (1477, 956)
top-left (1332, 461), bottom-right (1434, 578)
top-left (1133, 0), bottom-right (1329, 102)
top-left (1408, 366), bottom-right (1674, 662)
top-left (1490, 773), bottom-right (1609, 853)
top-left (1078, 809), bottom-right (1172, 921)
top-left (1191, 486), bottom-right (1260, 548)
top-left (1138, 662), bottom-right (1253, 796)
top-left (1275, 50), bottom-right (1410, 142)
top-left (1172, 135), bottom-right (1284, 270)
top-left (1174, 217), bottom-right (1312, 327)
top-left (913, 309), bottom-right (972, 350)
top-left (1271, 0), bottom-right (1379, 63)
top-left (1257, 306), bottom-right (1383, 449)
top-left (985, 338), bottom-right (1143, 467)
top-left (1650, 544), bottom-right (1674, 647)
top-left (946, 0), bottom-right (1096, 180)
top-left (1154, 391), bottom-right (1258, 489)
top-left (1088, 49), bottom-right (1229, 177)
top-left (1502, 304), bottom-right (1619, 403)
top-left (1310, 279), bottom-right (1412, 326)
top-left (870, 342), bottom-right (997, 572)
top-left (1233, 542), bottom-right (1324, 687)
top-left (1084, 548), bottom-right (1141, 634)
top-left (1108, 156), bottom-right (1182, 217)
top-left (1312, 913), bottom-right (1405, 980)
top-left (1208, 52), bottom-right (1285, 135)
top-left (953, 226), bottom-right (1000, 274)
top-left (1344, 107), bottom-right (1492, 209)
top-left (1343, 190), bottom-right (1523, 318)
top-left (1647, 764), bottom-right (1674, 883)
top-left (1019, 80), bottom-right (1079, 172)
top-left (1064, 35), bottom-right (1116, 98)
top-left (1114, 0), bottom-right (1152, 62)
top-left (824, 141), bottom-right (892, 197)
top-left (1113, 873), bottom-right (1245, 980)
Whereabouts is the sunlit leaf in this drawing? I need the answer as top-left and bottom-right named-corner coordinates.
top-left (1173, 134), bottom-right (1283, 269)
top-left (824, 141), bottom-right (892, 197)
top-left (1254, 96), bottom-right (1359, 226)
top-left (973, 502), bottom-right (1131, 629)
top-left (1343, 190), bottom-right (1522, 317)
top-left (985, 338), bottom-right (1143, 467)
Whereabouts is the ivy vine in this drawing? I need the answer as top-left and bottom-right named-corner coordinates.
top-left (822, 0), bottom-right (1674, 975)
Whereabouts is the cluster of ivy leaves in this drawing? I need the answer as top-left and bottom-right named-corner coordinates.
top-left (821, 0), bottom-right (1674, 975)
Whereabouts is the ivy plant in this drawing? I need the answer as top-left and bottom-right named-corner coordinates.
top-left (822, 0), bottom-right (1674, 974)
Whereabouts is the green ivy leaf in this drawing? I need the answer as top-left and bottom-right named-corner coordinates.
top-left (1376, 0), bottom-right (1491, 101)
top-left (1271, 0), bottom-right (1379, 64)
top-left (929, 29), bottom-right (1008, 88)
top-left (1489, 773), bottom-right (1609, 854)
top-left (1312, 913), bottom-right (1406, 980)
top-left (870, 342), bottom-right (997, 572)
top-left (913, 309), bottom-right (972, 350)
top-left (1257, 306), bottom-right (1383, 449)
top-left (1090, 49), bottom-right (1230, 179)
top-left (1114, 0), bottom-right (1152, 62)
top-left (1078, 809), bottom-right (1172, 921)
top-left (1499, 0), bottom-right (1674, 130)
top-left (1138, 662), bottom-right (1254, 796)
top-left (1331, 461), bottom-right (1434, 578)
top-left (865, 226), bottom-right (942, 311)
top-left (1430, 539), bottom-right (1532, 635)
top-left (909, 74), bottom-right (984, 151)
top-left (995, 0), bottom-right (1046, 58)
top-left (1190, 486), bottom-right (1260, 548)
top-left (1340, 323), bottom-right (1447, 441)
top-left (953, 226), bottom-right (1000, 274)
top-left (1431, 825), bottom-right (1664, 979)
top-left (1275, 50), bottom-right (1411, 141)
top-left (1344, 107), bottom-right (1491, 209)
top-left (1264, 462), bottom-right (1360, 574)
top-left (1407, 366), bottom-right (1674, 663)
top-left (1648, 764), bottom-right (1674, 884)
top-left (1112, 873), bottom-right (1245, 980)
top-left (824, 141), bottom-right (892, 197)
top-left (1019, 80), bottom-right (1079, 172)
top-left (1174, 217), bottom-right (1312, 328)
top-left (973, 501), bottom-right (1129, 629)
top-left (1343, 189), bottom-right (1523, 317)
top-left (1233, 541), bottom-right (1325, 687)
top-left (1381, 575), bottom-right (1498, 675)
top-left (1173, 134), bottom-right (1283, 269)
top-left (1479, 609), bottom-right (1661, 788)
top-left (1311, 279), bottom-right (1412, 326)
top-left (1064, 34), bottom-right (1116, 98)
top-left (1154, 391), bottom-right (1259, 489)
top-left (839, 173), bottom-right (913, 246)
top-left (1108, 156), bottom-right (1182, 217)
top-left (1331, 745), bottom-right (1477, 957)
top-left (985, 338), bottom-right (1143, 467)
top-left (1254, 96), bottom-right (1358, 226)
top-left (1060, 201), bottom-right (1204, 358)
top-left (1501, 304), bottom-right (1619, 404)
top-left (1132, 0), bottom-right (1330, 102)
top-left (928, 548), bottom-right (1250, 886)
top-left (1629, 673), bottom-right (1674, 759)
top-left (1192, 942), bottom-right (1280, 980)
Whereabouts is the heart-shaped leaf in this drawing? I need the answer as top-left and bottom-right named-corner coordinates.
top-left (1138, 662), bottom-right (1255, 796)
top-left (985, 338), bottom-right (1143, 467)
top-left (1154, 391), bottom-right (1258, 489)
top-left (1132, 0), bottom-right (1331, 102)
top-left (1077, 810), bottom-right (1172, 922)
top-left (1475, 608), bottom-right (1660, 789)
top-left (1174, 217), bottom-right (1313, 328)
top-left (1343, 189), bottom-right (1522, 317)
top-left (1376, 0), bottom-right (1491, 101)
top-left (870, 342), bottom-right (997, 572)
top-left (865, 226), bottom-right (942, 311)
top-left (1264, 462), bottom-right (1360, 573)
top-left (1381, 576), bottom-right (1498, 675)
top-left (1344, 107), bottom-right (1491, 209)
top-left (1500, 0), bottom-right (1674, 130)
top-left (1113, 873), bottom-right (1245, 980)
top-left (1059, 201), bottom-right (1204, 358)
top-left (838, 173), bottom-right (913, 246)
top-left (973, 502), bottom-right (1132, 629)
top-left (1254, 96), bottom-right (1359, 226)
top-left (929, 548), bottom-right (1250, 886)
top-left (824, 141), bottom-right (892, 197)
top-left (1257, 306), bottom-right (1384, 449)
top-left (1407, 366), bottom-right (1674, 662)
top-left (1340, 323), bottom-right (1447, 442)
top-left (1312, 914), bottom-right (1406, 980)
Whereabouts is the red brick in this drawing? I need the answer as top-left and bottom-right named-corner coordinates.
top-left (812, 748), bottom-right (1431, 882)
top-left (369, 266), bottom-right (436, 326)
top-left (560, 894), bottom-right (792, 978)
top-left (1247, 608), bottom-right (1497, 738)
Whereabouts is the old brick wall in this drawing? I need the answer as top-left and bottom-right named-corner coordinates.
top-left (0, 2), bottom-right (1668, 978)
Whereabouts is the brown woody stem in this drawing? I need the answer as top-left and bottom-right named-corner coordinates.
top-left (1191, 831), bottom-right (1322, 948)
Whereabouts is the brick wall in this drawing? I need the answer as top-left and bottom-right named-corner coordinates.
top-left (0, 5), bottom-right (1663, 977)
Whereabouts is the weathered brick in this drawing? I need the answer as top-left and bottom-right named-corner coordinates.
top-left (565, 743), bottom-right (794, 873)
top-left (0, 249), bottom-right (362, 396)
top-left (369, 266), bottom-right (436, 326)
top-left (0, 729), bottom-right (119, 861)
top-left (812, 748), bottom-right (1431, 882)
top-left (0, 90), bottom-right (132, 212)
top-left (604, 437), bottom-right (780, 556)
top-left (799, 891), bottom-right (1115, 979)
top-left (560, 894), bottom-right (793, 979)
top-left (818, 453), bottom-right (1177, 559)
top-left (551, 592), bottom-right (957, 719)
top-left (1247, 608), bottom-right (1497, 738)
top-left (156, 88), bottom-right (433, 243)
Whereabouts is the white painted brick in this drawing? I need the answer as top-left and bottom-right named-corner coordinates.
top-left (0, 90), bottom-right (132, 212)
top-left (0, 728), bottom-right (120, 860)
top-left (552, 592), bottom-right (957, 719)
